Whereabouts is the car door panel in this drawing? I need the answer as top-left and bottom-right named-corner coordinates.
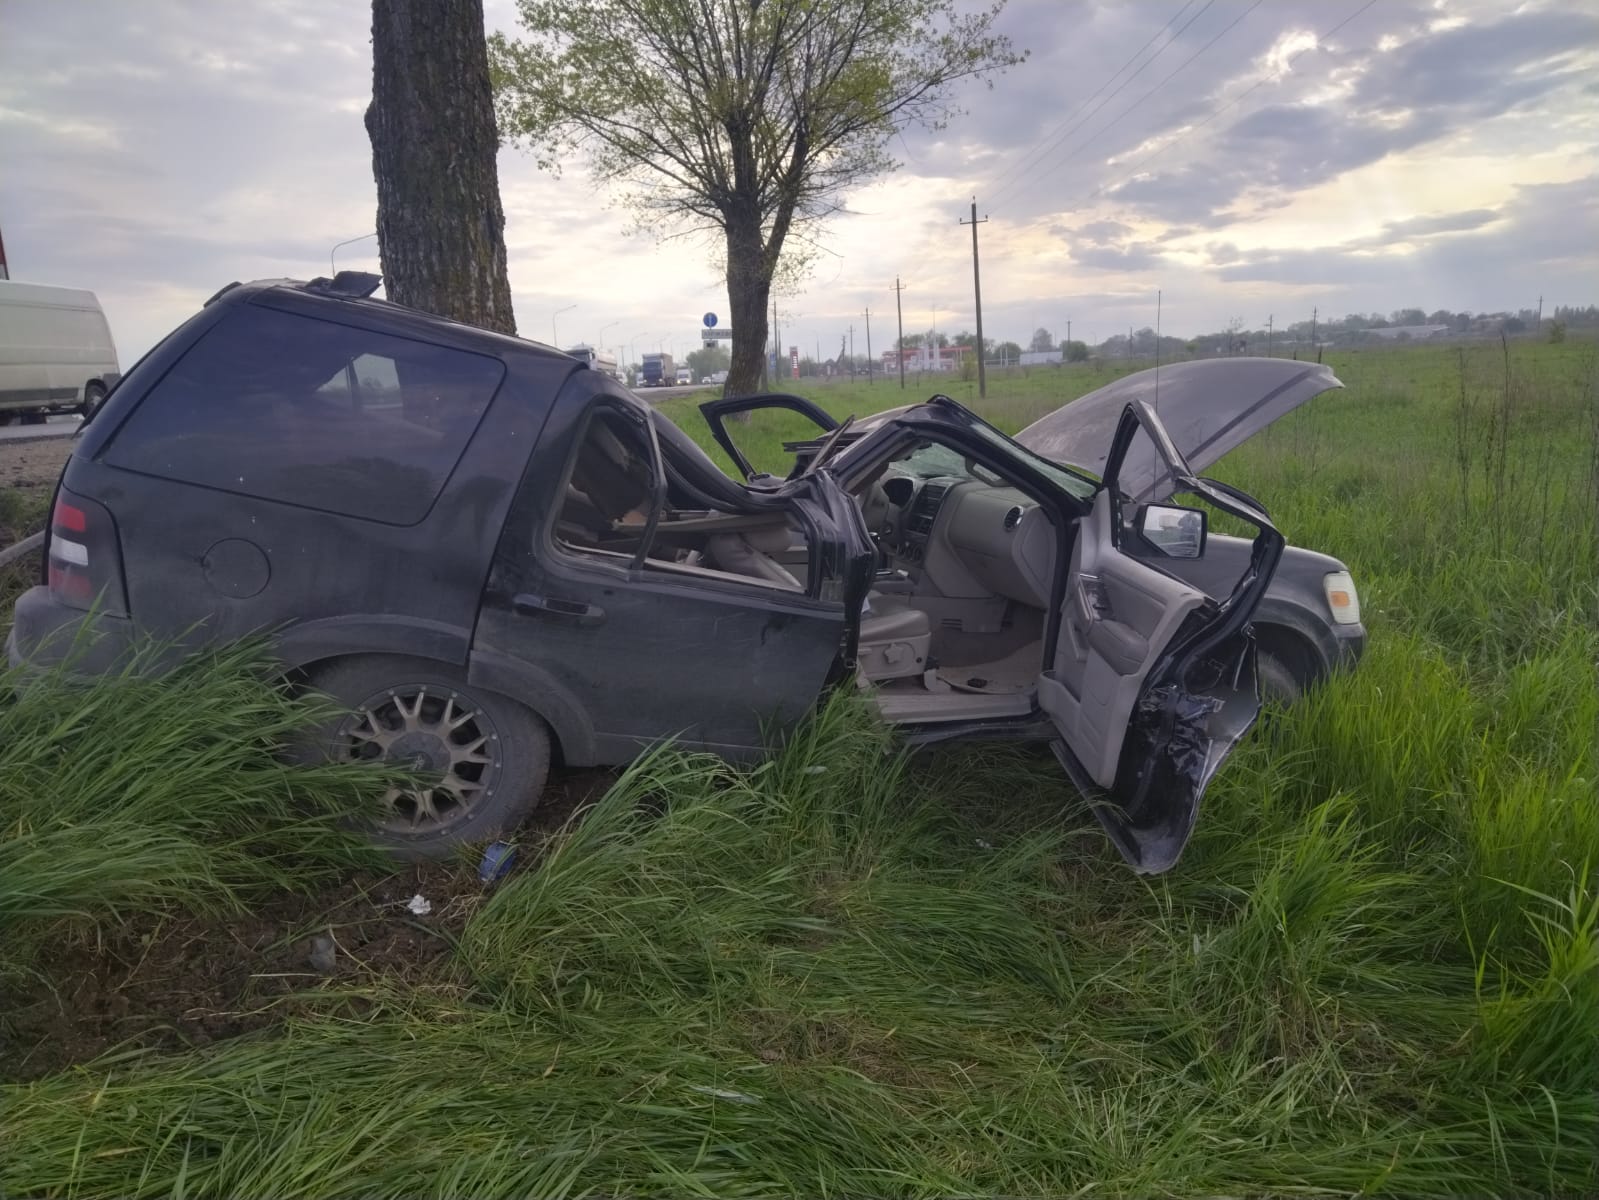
top-left (1041, 399), bottom-right (1284, 874)
top-left (476, 390), bottom-right (874, 763)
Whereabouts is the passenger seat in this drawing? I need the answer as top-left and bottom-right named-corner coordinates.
top-left (857, 593), bottom-right (931, 681)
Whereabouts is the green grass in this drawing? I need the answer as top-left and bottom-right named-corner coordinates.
top-left (1, 339), bottom-right (1595, 1197)
top-left (0, 640), bottom-right (393, 982)
top-left (0, 485), bottom-right (49, 641)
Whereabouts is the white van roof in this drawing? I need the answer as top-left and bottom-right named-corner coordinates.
top-left (0, 279), bottom-right (104, 309)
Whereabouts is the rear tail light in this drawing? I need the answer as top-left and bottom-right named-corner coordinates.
top-left (47, 489), bottom-right (128, 616)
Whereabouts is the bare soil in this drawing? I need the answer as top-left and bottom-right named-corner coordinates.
top-left (2, 768), bottom-right (617, 1082)
top-left (0, 435), bottom-right (72, 507)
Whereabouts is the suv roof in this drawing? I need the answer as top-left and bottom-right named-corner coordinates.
top-left (204, 277), bottom-right (574, 365)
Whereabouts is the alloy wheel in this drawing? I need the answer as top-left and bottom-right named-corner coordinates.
top-left (337, 684), bottom-right (502, 833)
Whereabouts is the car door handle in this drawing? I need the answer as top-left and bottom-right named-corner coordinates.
top-left (513, 593), bottom-right (606, 627)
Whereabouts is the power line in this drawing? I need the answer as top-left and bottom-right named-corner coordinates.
top-left (1072, 0), bottom-right (1380, 210)
top-left (987, 0), bottom-right (1215, 209)
top-left (1027, 0), bottom-right (1266, 194)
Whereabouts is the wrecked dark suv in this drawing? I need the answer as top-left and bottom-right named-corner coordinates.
top-left (8, 274), bottom-right (1363, 873)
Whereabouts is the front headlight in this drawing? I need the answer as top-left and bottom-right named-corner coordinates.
top-left (1323, 570), bottom-right (1361, 625)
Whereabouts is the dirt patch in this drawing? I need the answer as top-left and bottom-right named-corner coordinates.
top-left (1, 767), bottom-right (618, 1082)
top-left (0, 436), bottom-right (72, 502)
top-left (0, 861), bottom-right (480, 1081)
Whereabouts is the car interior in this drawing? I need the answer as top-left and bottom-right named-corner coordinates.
top-left (844, 438), bottom-right (1064, 724)
top-left (552, 401), bottom-right (1075, 724)
top-left (554, 397), bottom-right (1218, 754)
top-left (552, 403), bottom-right (816, 593)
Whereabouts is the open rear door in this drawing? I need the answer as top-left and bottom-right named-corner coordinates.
top-left (1038, 399), bottom-right (1284, 874)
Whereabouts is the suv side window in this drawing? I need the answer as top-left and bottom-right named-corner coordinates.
top-left (105, 305), bottom-right (504, 525)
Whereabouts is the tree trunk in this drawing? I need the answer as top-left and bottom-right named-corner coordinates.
top-left (366, 0), bottom-right (515, 334)
top-left (723, 208), bottom-right (770, 398)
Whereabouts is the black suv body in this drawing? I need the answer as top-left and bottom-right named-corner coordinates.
top-left (9, 277), bottom-right (1342, 873)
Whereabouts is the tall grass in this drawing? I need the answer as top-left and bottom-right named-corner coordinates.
top-left (0, 640), bottom-right (391, 979)
top-left (1, 339), bottom-right (1595, 1197)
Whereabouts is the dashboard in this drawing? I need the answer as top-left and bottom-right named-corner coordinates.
top-left (869, 473), bottom-right (1058, 610)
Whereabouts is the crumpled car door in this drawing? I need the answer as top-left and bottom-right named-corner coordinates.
top-left (1037, 399), bottom-right (1285, 874)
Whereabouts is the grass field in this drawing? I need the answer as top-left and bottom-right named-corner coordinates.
top-left (2, 339), bottom-right (1595, 1197)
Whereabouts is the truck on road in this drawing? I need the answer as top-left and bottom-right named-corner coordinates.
top-left (564, 343), bottom-right (620, 381)
top-left (640, 352), bottom-right (674, 388)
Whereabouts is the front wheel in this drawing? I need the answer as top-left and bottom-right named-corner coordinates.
top-left (301, 656), bottom-right (549, 858)
top-left (1256, 649), bottom-right (1304, 707)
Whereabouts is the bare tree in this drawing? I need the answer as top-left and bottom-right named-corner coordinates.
top-left (491, 0), bottom-right (1022, 393)
top-left (367, 0), bottom-right (516, 334)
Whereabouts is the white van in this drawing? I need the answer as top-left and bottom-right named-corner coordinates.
top-left (0, 280), bottom-right (120, 424)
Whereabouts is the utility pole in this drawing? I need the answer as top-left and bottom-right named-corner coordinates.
top-left (771, 294), bottom-right (780, 388)
top-left (893, 277), bottom-right (907, 389)
top-left (1267, 314), bottom-right (1273, 357)
top-left (1127, 325), bottom-right (1133, 362)
top-left (848, 324), bottom-right (855, 379)
top-left (865, 307), bottom-right (874, 384)
top-left (960, 198), bottom-right (989, 398)
top-left (1311, 306), bottom-right (1318, 347)
top-left (1537, 294), bottom-right (1543, 327)
top-left (1066, 319), bottom-right (1071, 352)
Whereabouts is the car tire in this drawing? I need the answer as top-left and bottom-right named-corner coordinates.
top-left (1256, 649), bottom-right (1304, 707)
top-left (300, 655), bottom-right (550, 859)
top-left (0, 412), bottom-right (13, 426)
top-left (80, 382), bottom-right (106, 418)
top-left (21, 412), bottom-right (47, 425)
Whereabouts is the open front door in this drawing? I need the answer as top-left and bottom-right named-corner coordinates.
top-left (698, 393), bottom-right (838, 482)
top-left (1038, 400), bottom-right (1285, 874)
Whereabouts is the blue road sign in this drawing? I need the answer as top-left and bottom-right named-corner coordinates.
top-left (703, 312), bottom-right (718, 328)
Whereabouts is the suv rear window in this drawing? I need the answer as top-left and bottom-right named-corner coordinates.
top-left (105, 304), bottom-right (504, 524)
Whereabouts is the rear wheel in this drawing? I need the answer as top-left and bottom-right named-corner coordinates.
top-left (301, 656), bottom-right (549, 858)
top-left (21, 413), bottom-right (47, 426)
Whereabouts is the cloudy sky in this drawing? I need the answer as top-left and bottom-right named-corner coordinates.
top-left (2, 0), bottom-right (1595, 364)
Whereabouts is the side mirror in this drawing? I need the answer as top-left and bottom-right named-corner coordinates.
top-left (1135, 503), bottom-right (1206, 559)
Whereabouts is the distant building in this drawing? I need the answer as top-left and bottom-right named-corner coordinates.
top-left (1020, 349), bottom-right (1063, 366)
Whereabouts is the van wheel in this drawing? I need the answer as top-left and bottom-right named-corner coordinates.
top-left (0, 413), bottom-right (12, 426)
top-left (21, 413), bottom-right (47, 425)
top-left (302, 656), bottom-right (549, 859)
top-left (80, 382), bottom-right (106, 418)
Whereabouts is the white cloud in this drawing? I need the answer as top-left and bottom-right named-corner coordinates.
top-left (0, 0), bottom-right (1592, 363)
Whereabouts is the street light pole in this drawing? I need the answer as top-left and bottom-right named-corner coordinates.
top-left (599, 321), bottom-right (619, 366)
top-left (551, 305), bottom-right (577, 347)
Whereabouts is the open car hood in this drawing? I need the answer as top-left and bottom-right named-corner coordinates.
top-left (1013, 358), bottom-right (1343, 492)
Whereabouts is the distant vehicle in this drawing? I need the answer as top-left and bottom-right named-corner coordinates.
top-left (709, 370), bottom-right (728, 384)
top-left (640, 352), bottom-right (673, 388)
top-left (0, 280), bottom-right (120, 425)
top-left (675, 367), bottom-right (693, 386)
top-left (564, 343), bottom-right (620, 381)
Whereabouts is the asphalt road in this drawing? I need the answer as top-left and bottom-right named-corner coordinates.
top-left (0, 415), bottom-right (82, 443)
